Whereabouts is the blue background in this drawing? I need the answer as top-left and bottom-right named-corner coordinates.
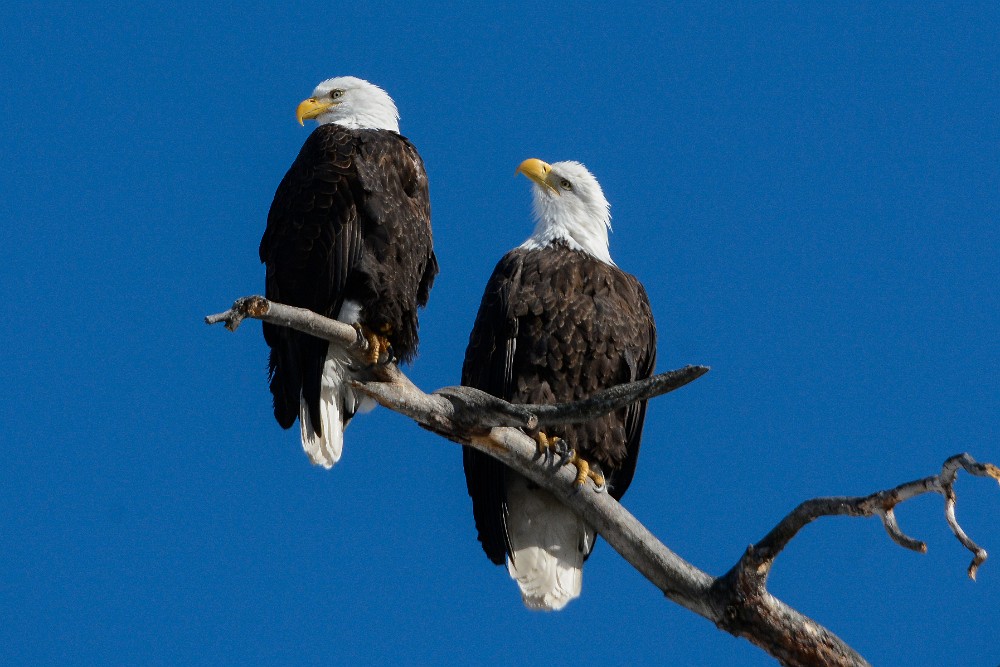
top-left (2, 2), bottom-right (998, 665)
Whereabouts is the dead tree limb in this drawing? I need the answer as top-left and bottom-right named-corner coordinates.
top-left (206, 295), bottom-right (999, 667)
top-left (733, 454), bottom-right (1000, 583)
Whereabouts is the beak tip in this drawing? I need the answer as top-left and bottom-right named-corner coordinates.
top-left (296, 98), bottom-right (330, 127)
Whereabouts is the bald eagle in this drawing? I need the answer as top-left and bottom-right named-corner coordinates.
top-left (462, 158), bottom-right (656, 610)
top-left (260, 76), bottom-right (437, 468)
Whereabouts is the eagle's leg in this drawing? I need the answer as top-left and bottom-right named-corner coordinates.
top-left (568, 452), bottom-right (606, 492)
top-left (533, 432), bottom-right (572, 466)
top-left (532, 433), bottom-right (603, 490)
top-left (376, 322), bottom-right (396, 362)
top-left (352, 323), bottom-right (392, 366)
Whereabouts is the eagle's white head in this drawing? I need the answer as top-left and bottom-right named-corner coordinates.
top-left (516, 159), bottom-right (614, 265)
top-left (295, 76), bottom-right (400, 133)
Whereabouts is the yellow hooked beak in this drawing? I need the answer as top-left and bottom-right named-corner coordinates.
top-left (515, 158), bottom-right (559, 194)
top-left (296, 97), bottom-right (336, 126)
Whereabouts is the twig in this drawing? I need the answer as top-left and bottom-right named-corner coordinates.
top-left (736, 454), bottom-right (1000, 583)
top-left (205, 295), bottom-right (362, 350)
top-left (529, 365), bottom-right (709, 426)
top-left (205, 296), bottom-right (707, 430)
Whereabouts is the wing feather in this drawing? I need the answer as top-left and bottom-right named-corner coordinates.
top-left (462, 244), bottom-right (658, 563)
top-left (606, 275), bottom-right (657, 499)
top-left (461, 251), bottom-right (524, 565)
top-left (259, 125), bottom-right (364, 431)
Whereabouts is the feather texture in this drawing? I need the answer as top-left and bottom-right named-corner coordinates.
top-left (260, 82), bottom-right (436, 465)
top-left (462, 243), bottom-right (656, 608)
top-left (505, 475), bottom-right (595, 610)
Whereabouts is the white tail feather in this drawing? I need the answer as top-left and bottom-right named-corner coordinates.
top-left (297, 300), bottom-right (376, 468)
top-left (298, 346), bottom-right (375, 469)
top-left (505, 474), bottom-right (595, 611)
top-left (298, 351), bottom-right (347, 468)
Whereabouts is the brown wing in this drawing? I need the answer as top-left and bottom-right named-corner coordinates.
top-left (259, 125), bottom-right (436, 433)
top-left (350, 131), bottom-right (436, 363)
top-left (461, 251), bottom-right (524, 565)
top-left (259, 124), bottom-right (364, 430)
top-left (600, 274), bottom-right (657, 498)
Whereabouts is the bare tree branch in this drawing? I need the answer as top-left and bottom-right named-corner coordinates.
top-left (528, 366), bottom-right (709, 427)
top-left (736, 454), bottom-right (1000, 583)
top-left (207, 295), bottom-right (998, 667)
top-left (204, 296), bottom-right (708, 430)
top-left (206, 296), bottom-right (361, 348)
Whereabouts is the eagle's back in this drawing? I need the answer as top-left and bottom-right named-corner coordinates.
top-left (260, 124), bottom-right (437, 430)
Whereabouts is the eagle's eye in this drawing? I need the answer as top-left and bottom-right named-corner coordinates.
top-left (330, 89), bottom-right (344, 99)
top-left (559, 179), bottom-right (573, 191)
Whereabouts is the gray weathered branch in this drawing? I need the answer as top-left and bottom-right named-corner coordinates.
top-left (204, 296), bottom-right (708, 430)
top-left (736, 454), bottom-right (1000, 583)
top-left (207, 295), bottom-right (999, 667)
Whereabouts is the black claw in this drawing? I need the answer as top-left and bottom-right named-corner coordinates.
top-left (557, 447), bottom-right (575, 468)
top-left (542, 438), bottom-right (557, 465)
top-left (533, 435), bottom-right (569, 469)
top-left (379, 343), bottom-right (396, 366)
top-left (589, 462), bottom-right (608, 493)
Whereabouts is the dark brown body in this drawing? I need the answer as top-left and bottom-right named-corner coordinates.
top-left (260, 124), bottom-right (437, 433)
top-left (462, 242), bottom-right (656, 564)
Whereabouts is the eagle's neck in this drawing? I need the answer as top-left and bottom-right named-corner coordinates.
top-left (519, 193), bottom-right (614, 266)
top-left (319, 101), bottom-right (400, 133)
top-left (330, 114), bottom-right (399, 133)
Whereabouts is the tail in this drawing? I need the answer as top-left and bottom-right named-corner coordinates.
top-left (505, 474), bottom-right (595, 611)
top-left (298, 346), bottom-right (376, 468)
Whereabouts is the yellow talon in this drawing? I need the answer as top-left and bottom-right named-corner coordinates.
top-left (534, 431), bottom-right (559, 457)
top-left (573, 456), bottom-right (590, 487)
top-left (353, 323), bottom-right (389, 365)
top-left (532, 432), bottom-right (605, 490)
top-left (570, 452), bottom-right (606, 489)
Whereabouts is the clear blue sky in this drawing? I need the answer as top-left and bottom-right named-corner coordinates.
top-left (2, 2), bottom-right (998, 665)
